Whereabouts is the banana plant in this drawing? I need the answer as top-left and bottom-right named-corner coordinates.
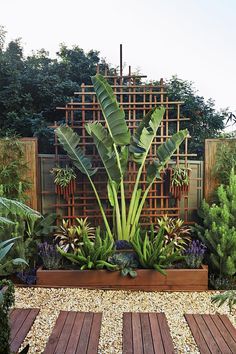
top-left (56, 74), bottom-right (188, 240)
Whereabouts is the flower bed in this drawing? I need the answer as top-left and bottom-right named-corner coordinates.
top-left (36, 265), bottom-right (208, 291)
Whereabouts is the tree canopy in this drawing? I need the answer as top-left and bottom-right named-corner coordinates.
top-left (0, 29), bottom-right (228, 157)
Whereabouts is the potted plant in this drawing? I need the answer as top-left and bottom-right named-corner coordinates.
top-left (51, 166), bottom-right (76, 199)
top-left (168, 165), bottom-right (191, 200)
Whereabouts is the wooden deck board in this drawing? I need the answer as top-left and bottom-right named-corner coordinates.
top-left (10, 308), bottom-right (39, 353)
top-left (123, 313), bottom-right (175, 354)
top-left (185, 313), bottom-right (236, 354)
top-left (43, 311), bottom-right (102, 354)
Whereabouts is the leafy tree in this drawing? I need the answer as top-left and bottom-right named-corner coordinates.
top-left (165, 76), bottom-right (227, 158)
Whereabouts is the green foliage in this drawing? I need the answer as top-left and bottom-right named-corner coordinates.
top-left (0, 237), bottom-right (28, 275)
top-left (131, 225), bottom-right (184, 274)
top-left (0, 279), bottom-right (15, 354)
top-left (0, 32), bottom-right (227, 155)
top-left (0, 197), bottom-right (41, 272)
top-left (196, 169), bottom-right (236, 279)
top-left (51, 166), bottom-right (76, 188)
top-left (155, 215), bottom-right (191, 253)
top-left (57, 75), bottom-right (188, 241)
top-left (109, 252), bottom-right (139, 278)
top-left (0, 136), bottom-right (30, 201)
top-left (57, 227), bottom-right (116, 270)
top-left (214, 141), bottom-right (236, 185)
top-left (171, 166), bottom-right (190, 187)
top-left (165, 76), bottom-right (227, 158)
top-left (212, 290), bottom-right (236, 313)
top-left (0, 34), bottom-right (108, 152)
top-left (54, 218), bottom-right (95, 253)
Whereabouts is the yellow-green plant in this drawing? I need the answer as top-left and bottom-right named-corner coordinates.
top-left (56, 75), bottom-right (188, 240)
top-left (54, 218), bottom-right (95, 253)
top-left (131, 225), bottom-right (183, 274)
top-left (57, 227), bottom-right (116, 270)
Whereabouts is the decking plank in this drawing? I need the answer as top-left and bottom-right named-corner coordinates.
top-left (87, 313), bottom-right (102, 354)
top-left (219, 314), bottom-right (236, 344)
top-left (157, 313), bottom-right (175, 354)
top-left (149, 313), bottom-right (165, 354)
top-left (75, 313), bottom-right (94, 354)
top-left (54, 311), bottom-right (77, 354)
top-left (185, 314), bottom-right (211, 354)
top-left (202, 315), bottom-right (232, 354)
top-left (123, 313), bottom-right (133, 354)
top-left (140, 313), bottom-right (154, 354)
top-left (185, 313), bottom-right (236, 354)
top-left (132, 313), bottom-right (143, 354)
top-left (123, 313), bottom-right (174, 354)
top-left (10, 308), bottom-right (31, 340)
top-left (43, 311), bottom-right (68, 354)
top-left (10, 308), bottom-right (39, 353)
top-left (43, 311), bottom-right (102, 354)
top-left (65, 312), bottom-right (85, 354)
top-left (211, 315), bottom-right (236, 353)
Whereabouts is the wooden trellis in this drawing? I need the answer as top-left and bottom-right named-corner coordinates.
top-left (48, 51), bottom-right (197, 225)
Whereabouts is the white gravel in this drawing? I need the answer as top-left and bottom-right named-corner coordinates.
top-left (14, 288), bottom-right (236, 354)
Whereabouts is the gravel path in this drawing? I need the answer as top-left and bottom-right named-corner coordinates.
top-left (15, 288), bottom-right (235, 354)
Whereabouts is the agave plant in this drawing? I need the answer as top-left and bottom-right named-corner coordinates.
top-left (56, 74), bottom-right (188, 240)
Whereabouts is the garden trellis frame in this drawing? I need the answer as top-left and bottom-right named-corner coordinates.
top-left (47, 46), bottom-right (199, 225)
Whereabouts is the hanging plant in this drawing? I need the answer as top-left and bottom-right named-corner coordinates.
top-left (169, 166), bottom-right (191, 200)
top-left (51, 166), bottom-right (76, 199)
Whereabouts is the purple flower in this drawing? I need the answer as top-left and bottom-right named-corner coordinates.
top-left (38, 242), bottom-right (61, 270)
top-left (185, 240), bottom-right (206, 269)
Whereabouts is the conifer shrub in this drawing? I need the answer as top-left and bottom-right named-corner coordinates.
top-left (196, 169), bottom-right (236, 285)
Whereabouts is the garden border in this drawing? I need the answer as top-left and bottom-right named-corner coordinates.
top-left (36, 265), bottom-right (208, 291)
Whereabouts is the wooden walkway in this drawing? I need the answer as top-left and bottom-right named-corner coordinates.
top-left (123, 312), bottom-right (175, 354)
top-left (43, 311), bottom-right (102, 354)
top-left (185, 314), bottom-right (236, 354)
top-left (10, 308), bottom-right (39, 353)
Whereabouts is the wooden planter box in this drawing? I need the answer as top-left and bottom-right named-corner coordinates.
top-left (36, 265), bottom-right (208, 291)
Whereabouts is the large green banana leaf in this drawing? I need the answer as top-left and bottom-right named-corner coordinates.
top-left (91, 74), bottom-right (130, 146)
top-left (56, 125), bottom-right (97, 177)
top-left (129, 107), bottom-right (165, 164)
top-left (147, 129), bottom-right (188, 183)
top-left (0, 197), bottom-right (41, 221)
top-left (86, 122), bottom-right (121, 183)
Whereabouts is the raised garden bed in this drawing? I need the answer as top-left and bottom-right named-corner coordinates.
top-left (36, 265), bottom-right (208, 291)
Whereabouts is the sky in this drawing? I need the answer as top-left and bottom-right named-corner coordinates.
top-left (1, 0), bottom-right (236, 114)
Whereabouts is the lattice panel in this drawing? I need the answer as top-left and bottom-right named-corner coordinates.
top-left (48, 69), bottom-right (197, 225)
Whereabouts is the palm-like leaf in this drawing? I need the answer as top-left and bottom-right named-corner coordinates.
top-left (147, 129), bottom-right (189, 183)
top-left (129, 107), bottom-right (165, 164)
top-left (56, 125), bottom-right (97, 177)
top-left (91, 74), bottom-right (130, 146)
top-left (86, 122), bottom-right (121, 183)
top-left (0, 197), bottom-right (41, 221)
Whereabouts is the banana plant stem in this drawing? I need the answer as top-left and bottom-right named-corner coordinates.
top-left (129, 178), bottom-right (155, 239)
top-left (87, 175), bottom-right (113, 239)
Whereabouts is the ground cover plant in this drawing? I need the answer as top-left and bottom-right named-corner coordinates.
top-left (57, 74), bottom-right (188, 241)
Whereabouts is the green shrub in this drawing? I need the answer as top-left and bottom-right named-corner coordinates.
top-left (196, 169), bottom-right (236, 280)
top-left (131, 225), bottom-right (184, 274)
